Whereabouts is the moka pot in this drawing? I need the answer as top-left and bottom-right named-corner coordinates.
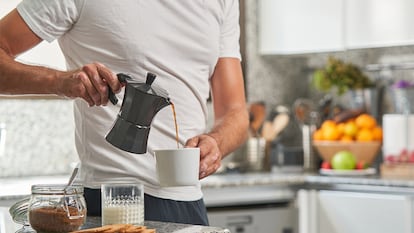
top-left (106, 72), bottom-right (171, 154)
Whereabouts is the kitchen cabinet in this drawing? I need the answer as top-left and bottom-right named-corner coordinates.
top-left (258, 0), bottom-right (344, 55)
top-left (258, 0), bottom-right (414, 54)
top-left (297, 189), bottom-right (414, 233)
top-left (208, 206), bottom-right (298, 233)
top-left (345, 0), bottom-right (414, 49)
top-left (203, 184), bottom-right (298, 233)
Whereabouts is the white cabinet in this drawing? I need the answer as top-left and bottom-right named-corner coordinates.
top-left (298, 189), bottom-right (414, 233)
top-left (258, 0), bottom-right (414, 54)
top-left (258, 0), bottom-right (344, 54)
top-left (345, 0), bottom-right (414, 49)
top-left (208, 206), bottom-right (298, 233)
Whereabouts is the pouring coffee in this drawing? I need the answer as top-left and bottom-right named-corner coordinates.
top-left (106, 72), bottom-right (171, 154)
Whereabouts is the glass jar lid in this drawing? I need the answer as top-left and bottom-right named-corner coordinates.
top-left (31, 184), bottom-right (84, 195)
top-left (9, 196), bottom-right (30, 226)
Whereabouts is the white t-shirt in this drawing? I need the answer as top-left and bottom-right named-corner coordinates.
top-left (17, 0), bottom-right (241, 201)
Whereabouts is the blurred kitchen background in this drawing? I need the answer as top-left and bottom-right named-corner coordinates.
top-left (3, 0), bottom-right (414, 232)
top-left (2, 0), bottom-right (413, 177)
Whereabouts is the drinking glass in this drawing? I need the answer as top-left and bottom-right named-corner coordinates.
top-left (101, 183), bottom-right (144, 226)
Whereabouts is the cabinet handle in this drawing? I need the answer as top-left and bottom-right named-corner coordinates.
top-left (226, 215), bottom-right (252, 226)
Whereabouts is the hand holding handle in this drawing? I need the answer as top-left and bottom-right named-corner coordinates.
top-left (108, 73), bottom-right (130, 105)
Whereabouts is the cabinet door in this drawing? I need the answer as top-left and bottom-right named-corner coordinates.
top-left (208, 206), bottom-right (298, 233)
top-left (317, 190), bottom-right (414, 233)
top-left (258, 0), bottom-right (344, 54)
top-left (345, 0), bottom-right (414, 49)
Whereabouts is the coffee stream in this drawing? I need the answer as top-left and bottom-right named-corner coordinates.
top-left (171, 102), bottom-right (180, 148)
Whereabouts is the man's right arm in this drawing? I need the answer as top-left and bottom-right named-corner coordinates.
top-left (0, 9), bottom-right (121, 106)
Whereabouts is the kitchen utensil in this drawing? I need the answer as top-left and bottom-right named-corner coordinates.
top-left (262, 112), bottom-right (290, 141)
top-left (64, 167), bottom-right (79, 192)
top-left (58, 167), bottom-right (79, 207)
top-left (239, 137), bottom-right (266, 172)
top-left (293, 99), bottom-right (319, 171)
top-left (249, 102), bottom-right (266, 137)
top-left (293, 98), bottom-right (314, 125)
top-left (106, 72), bottom-right (171, 154)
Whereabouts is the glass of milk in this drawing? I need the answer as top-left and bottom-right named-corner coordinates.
top-left (101, 183), bottom-right (144, 226)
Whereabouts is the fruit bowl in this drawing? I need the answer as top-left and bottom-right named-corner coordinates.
top-left (313, 141), bottom-right (382, 164)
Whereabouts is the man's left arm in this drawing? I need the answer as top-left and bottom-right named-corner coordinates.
top-left (185, 57), bottom-right (249, 179)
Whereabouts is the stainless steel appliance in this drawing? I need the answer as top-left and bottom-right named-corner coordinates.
top-left (203, 185), bottom-right (298, 233)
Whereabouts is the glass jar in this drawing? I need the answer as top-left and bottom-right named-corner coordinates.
top-left (27, 184), bottom-right (86, 233)
top-left (9, 196), bottom-right (32, 233)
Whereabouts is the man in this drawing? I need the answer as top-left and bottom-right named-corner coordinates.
top-left (0, 0), bottom-right (249, 225)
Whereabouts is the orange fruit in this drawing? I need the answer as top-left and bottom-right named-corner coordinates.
top-left (372, 126), bottom-right (383, 141)
top-left (321, 120), bottom-right (337, 130)
top-left (340, 135), bottom-right (354, 142)
top-left (343, 121), bottom-right (358, 138)
top-left (322, 124), bottom-right (341, 141)
top-left (355, 114), bottom-right (376, 129)
top-left (356, 128), bottom-right (374, 141)
top-left (336, 123), bottom-right (346, 136)
top-left (313, 129), bottom-right (324, 140)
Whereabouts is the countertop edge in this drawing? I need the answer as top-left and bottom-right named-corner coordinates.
top-left (2, 172), bottom-right (414, 200)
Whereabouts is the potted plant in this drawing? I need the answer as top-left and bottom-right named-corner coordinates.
top-left (312, 56), bottom-right (375, 96)
top-left (312, 57), bottom-right (381, 119)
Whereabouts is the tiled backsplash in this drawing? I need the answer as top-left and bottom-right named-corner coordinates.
top-left (0, 98), bottom-right (77, 177)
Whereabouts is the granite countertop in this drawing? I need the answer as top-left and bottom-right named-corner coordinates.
top-left (304, 174), bottom-right (414, 188)
top-left (3, 171), bottom-right (414, 232)
top-left (201, 170), bottom-right (414, 190)
top-left (200, 171), bottom-right (305, 188)
top-left (2, 170), bottom-right (414, 200)
top-left (0, 207), bottom-right (229, 233)
top-left (83, 217), bottom-right (229, 233)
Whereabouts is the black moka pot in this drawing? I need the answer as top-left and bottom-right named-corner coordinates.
top-left (106, 72), bottom-right (171, 154)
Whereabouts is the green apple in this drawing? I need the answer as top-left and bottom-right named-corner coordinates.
top-left (331, 150), bottom-right (356, 170)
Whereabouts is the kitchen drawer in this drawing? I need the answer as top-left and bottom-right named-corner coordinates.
top-left (208, 204), bottom-right (298, 233)
top-left (298, 189), bottom-right (414, 233)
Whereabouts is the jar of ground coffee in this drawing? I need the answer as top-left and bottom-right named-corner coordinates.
top-left (28, 184), bottom-right (87, 233)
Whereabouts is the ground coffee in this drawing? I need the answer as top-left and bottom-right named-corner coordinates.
top-left (29, 206), bottom-right (86, 233)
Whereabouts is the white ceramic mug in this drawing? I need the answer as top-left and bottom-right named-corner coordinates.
top-left (155, 148), bottom-right (200, 187)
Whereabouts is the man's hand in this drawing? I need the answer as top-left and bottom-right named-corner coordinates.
top-left (58, 62), bottom-right (122, 106)
top-left (185, 134), bottom-right (222, 179)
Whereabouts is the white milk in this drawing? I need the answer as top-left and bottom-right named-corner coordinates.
top-left (102, 202), bottom-right (144, 225)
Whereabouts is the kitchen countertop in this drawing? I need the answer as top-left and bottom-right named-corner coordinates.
top-left (0, 207), bottom-right (229, 233)
top-left (200, 171), bottom-right (305, 188)
top-left (2, 171), bottom-right (414, 232)
top-left (305, 173), bottom-right (414, 188)
top-left (3, 170), bottom-right (414, 200)
top-left (201, 170), bottom-right (414, 191)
